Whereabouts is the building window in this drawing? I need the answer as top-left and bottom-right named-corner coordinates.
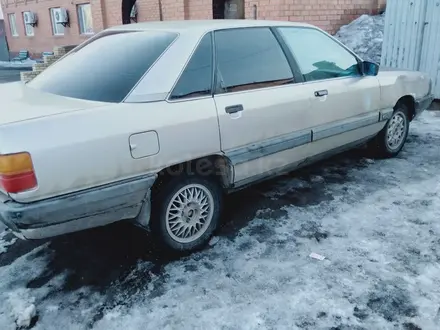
top-left (22, 12), bottom-right (35, 36)
top-left (8, 14), bottom-right (18, 37)
top-left (77, 4), bottom-right (93, 35)
top-left (50, 8), bottom-right (65, 35)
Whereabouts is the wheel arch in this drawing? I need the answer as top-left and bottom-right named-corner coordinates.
top-left (151, 154), bottom-right (234, 197)
top-left (395, 95), bottom-right (416, 121)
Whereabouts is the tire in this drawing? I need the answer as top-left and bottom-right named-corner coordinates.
top-left (150, 174), bottom-right (223, 252)
top-left (368, 102), bottom-right (410, 158)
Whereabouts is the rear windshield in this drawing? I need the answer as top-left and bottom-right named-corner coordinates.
top-left (27, 31), bottom-right (177, 103)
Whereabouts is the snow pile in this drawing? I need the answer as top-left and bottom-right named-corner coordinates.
top-left (0, 244), bottom-right (52, 330)
top-left (0, 59), bottom-right (36, 69)
top-left (0, 230), bottom-right (17, 255)
top-left (7, 290), bottom-right (37, 329)
top-left (335, 13), bottom-right (385, 64)
top-left (16, 304), bottom-right (36, 329)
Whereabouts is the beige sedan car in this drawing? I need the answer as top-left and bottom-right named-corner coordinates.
top-left (0, 20), bottom-right (433, 252)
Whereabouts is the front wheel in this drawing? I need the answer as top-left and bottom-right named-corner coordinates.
top-left (368, 103), bottom-right (410, 158)
top-left (150, 175), bottom-right (223, 252)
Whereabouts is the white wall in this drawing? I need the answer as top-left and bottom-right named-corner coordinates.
top-left (0, 7), bottom-right (4, 20)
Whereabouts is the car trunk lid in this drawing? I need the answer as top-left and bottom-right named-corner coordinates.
top-left (0, 82), bottom-right (108, 126)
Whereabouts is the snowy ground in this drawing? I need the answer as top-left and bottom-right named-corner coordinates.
top-left (335, 13), bottom-right (385, 64)
top-left (0, 110), bottom-right (439, 330)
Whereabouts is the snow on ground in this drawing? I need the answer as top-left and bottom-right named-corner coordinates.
top-left (0, 229), bottom-right (17, 255)
top-left (335, 13), bottom-right (385, 64)
top-left (1, 112), bottom-right (440, 330)
top-left (0, 59), bottom-right (36, 69)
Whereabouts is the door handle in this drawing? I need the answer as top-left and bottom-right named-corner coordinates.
top-left (225, 104), bottom-right (244, 114)
top-left (314, 90), bottom-right (328, 97)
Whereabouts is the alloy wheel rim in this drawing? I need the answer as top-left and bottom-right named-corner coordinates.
top-left (165, 184), bottom-right (214, 244)
top-left (386, 112), bottom-right (407, 151)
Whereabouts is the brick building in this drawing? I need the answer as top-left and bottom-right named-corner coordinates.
top-left (1, 0), bottom-right (386, 57)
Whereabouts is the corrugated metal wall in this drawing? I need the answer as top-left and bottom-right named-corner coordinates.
top-left (381, 0), bottom-right (440, 98)
top-left (419, 0), bottom-right (440, 99)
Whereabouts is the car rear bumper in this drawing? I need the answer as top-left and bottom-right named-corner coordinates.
top-left (415, 94), bottom-right (434, 118)
top-left (0, 174), bottom-right (156, 240)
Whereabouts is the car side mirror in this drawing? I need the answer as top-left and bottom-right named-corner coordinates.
top-left (361, 61), bottom-right (379, 76)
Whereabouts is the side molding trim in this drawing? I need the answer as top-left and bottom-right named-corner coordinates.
top-left (226, 129), bottom-right (312, 166)
top-left (224, 109), bottom-right (389, 166)
top-left (231, 135), bottom-right (375, 191)
top-left (312, 111), bottom-right (380, 141)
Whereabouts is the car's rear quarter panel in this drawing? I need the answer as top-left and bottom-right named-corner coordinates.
top-left (0, 100), bottom-right (221, 203)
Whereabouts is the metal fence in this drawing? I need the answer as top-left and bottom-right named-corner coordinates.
top-left (381, 0), bottom-right (440, 98)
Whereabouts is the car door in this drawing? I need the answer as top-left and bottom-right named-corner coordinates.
top-left (276, 27), bottom-right (383, 156)
top-left (212, 27), bottom-right (316, 186)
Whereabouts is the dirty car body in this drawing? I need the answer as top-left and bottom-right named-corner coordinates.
top-left (0, 20), bottom-right (433, 251)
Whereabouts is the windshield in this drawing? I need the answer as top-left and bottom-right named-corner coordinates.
top-left (27, 31), bottom-right (178, 103)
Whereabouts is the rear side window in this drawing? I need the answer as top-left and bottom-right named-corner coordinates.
top-left (28, 31), bottom-right (177, 103)
top-left (214, 27), bottom-right (293, 93)
top-left (170, 33), bottom-right (213, 100)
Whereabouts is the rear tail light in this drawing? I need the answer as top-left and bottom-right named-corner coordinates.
top-left (0, 152), bottom-right (37, 193)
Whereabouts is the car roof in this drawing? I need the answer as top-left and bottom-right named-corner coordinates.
top-left (107, 19), bottom-right (315, 34)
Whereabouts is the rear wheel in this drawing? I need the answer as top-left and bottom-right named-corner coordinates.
top-left (150, 174), bottom-right (223, 252)
top-left (368, 102), bottom-right (410, 158)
